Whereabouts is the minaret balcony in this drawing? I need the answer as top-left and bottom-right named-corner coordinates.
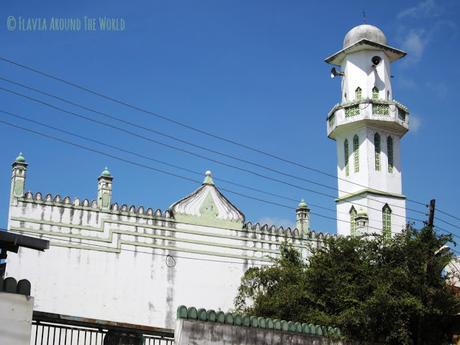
top-left (327, 99), bottom-right (409, 139)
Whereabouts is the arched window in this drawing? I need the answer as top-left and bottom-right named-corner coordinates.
top-left (372, 87), bottom-right (379, 100)
top-left (355, 87), bottom-right (362, 100)
top-left (382, 204), bottom-right (392, 239)
top-left (353, 135), bottom-right (359, 173)
top-left (350, 206), bottom-right (357, 236)
top-left (374, 133), bottom-right (381, 171)
top-left (387, 136), bottom-right (394, 173)
top-left (344, 139), bottom-right (349, 176)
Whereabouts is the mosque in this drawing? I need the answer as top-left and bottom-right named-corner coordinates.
top-left (5, 24), bottom-right (409, 329)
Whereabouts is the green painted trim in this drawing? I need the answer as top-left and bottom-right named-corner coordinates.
top-left (336, 188), bottom-right (406, 202)
top-left (16, 197), bottom-right (245, 231)
top-left (16, 197), bottom-right (318, 241)
top-left (9, 224), bottom-right (282, 257)
top-left (12, 200), bottom-right (310, 241)
top-left (175, 305), bottom-right (341, 337)
top-left (10, 216), bottom-right (309, 250)
top-left (12, 228), bottom-right (272, 262)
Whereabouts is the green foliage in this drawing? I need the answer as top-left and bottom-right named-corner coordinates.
top-left (234, 227), bottom-right (460, 345)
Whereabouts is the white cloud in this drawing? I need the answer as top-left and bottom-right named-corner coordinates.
top-left (257, 217), bottom-right (295, 229)
top-left (401, 30), bottom-right (426, 64)
top-left (410, 115), bottom-right (422, 133)
top-left (397, 0), bottom-right (440, 19)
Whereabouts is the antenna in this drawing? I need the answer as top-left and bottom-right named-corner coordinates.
top-left (362, 10), bottom-right (367, 23)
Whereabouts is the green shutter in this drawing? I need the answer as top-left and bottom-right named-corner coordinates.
top-left (387, 136), bottom-right (394, 173)
top-left (382, 205), bottom-right (392, 239)
top-left (355, 87), bottom-right (362, 100)
top-left (344, 139), bottom-right (349, 176)
top-left (374, 133), bottom-right (381, 171)
top-left (350, 207), bottom-right (357, 236)
top-left (372, 87), bottom-right (379, 100)
top-left (353, 135), bottom-right (359, 173)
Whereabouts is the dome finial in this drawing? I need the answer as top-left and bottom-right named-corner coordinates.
top-left (203, 170), bottom-right (214, 185)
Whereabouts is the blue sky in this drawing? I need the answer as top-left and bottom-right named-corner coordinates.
top-left (0, 0), bottom-right (459, 234)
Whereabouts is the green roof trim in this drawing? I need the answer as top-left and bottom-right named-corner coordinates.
top-left (176, 305), bottom-right (341, 337)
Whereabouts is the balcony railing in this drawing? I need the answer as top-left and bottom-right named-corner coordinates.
top-left (31, 311), bottom-right (175, 345)
top-left (327, 98), bottom-right (410, 137)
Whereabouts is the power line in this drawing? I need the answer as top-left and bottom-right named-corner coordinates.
top-left (0, 56), bottom-right (437, 214)
top-left (0, 108), bottom-right (422, 224)
top-left (0, 108), bottom-right (337, 214)
top-left (0, 117), bottom-right (416, 234)
top-left (0, 83), bottom-right (427, 219)
top-left (0, 75), bottom-right (339, 193)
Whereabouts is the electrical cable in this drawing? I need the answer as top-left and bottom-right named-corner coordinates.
top-left (0, 117), bottom-right (417, 234)
top-left (0, 84), bottom-right (427, 219)
top-left (0, 108), bottom-right (422, 224)
top-left (0, 56), bottom-right (440, 214)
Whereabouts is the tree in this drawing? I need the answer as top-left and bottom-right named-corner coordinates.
top-left (234, 226), bottom-right (460, 345)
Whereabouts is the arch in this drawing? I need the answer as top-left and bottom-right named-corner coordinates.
top-left (374, 133), bottom-right (381, 171)
top-left (382, 204), bottom-right (392, 239)
top-left (355, 87), bottom-right (362, 100)
top-left (387, 136), bottom-right (394, 173)
top-left (372, 86), bottom-right (379, 100)
top-left (350, 206), bottom-right (357, 236)
top-left (353, 135), bottom-right (359, 173)
top-left (344, 139), bottom-right (349, 176)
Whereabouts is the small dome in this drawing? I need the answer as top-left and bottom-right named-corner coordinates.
top-left (343, 24), bottom-right (387, 48)
top-left (297, 198), bottom-right (308, 209)
top-left (101, 166), bottom-right (111, 177)
top-left (15, 152), bottom-right (26, 163)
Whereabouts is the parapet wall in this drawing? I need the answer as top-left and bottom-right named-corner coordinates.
top-left (175, 306), bottom-right (346, 345)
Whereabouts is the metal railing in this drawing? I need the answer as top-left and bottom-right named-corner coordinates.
top-left (32, 311), bottom-right (175, 345)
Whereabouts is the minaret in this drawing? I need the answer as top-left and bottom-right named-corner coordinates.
top-left (296, 199), bottom-right (310, 235)
top-left (97, 167), bottom-right (113, 210)
top-left (325, 24), bottom-right (409, 237)
top-left (10, 152), bottom-right (27, 202)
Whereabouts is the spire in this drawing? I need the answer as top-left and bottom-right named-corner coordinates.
top-left (296, 198), bottom-right (310, 235)
top-left (97, 167), bottom-right (113, 210)
top-left (203, 170), bottom-right (214, 185)
top-left (11, 152), bottom-right (28, 201)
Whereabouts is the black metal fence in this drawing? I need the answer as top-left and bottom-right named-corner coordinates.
top-left (32, 312), bottom-right (175, 345)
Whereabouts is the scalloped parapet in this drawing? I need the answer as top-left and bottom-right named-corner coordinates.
top-left (176, 305), bottom-right (341, 337)
top-left (243, 222), bottom-right (336, 242)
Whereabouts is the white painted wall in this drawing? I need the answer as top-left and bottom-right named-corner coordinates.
top-left (6, 188), bottom-right (311, 330)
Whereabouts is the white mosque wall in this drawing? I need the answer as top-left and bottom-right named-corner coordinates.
top-left (6, 191), bottom-right (317, 329)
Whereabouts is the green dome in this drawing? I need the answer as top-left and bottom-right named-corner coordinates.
top-left (101, 167), bottom-right (111, 177)
top-left (298, 198), bottom-right (308, 208)
top-left (15, 152), bottom-right (26, 163)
